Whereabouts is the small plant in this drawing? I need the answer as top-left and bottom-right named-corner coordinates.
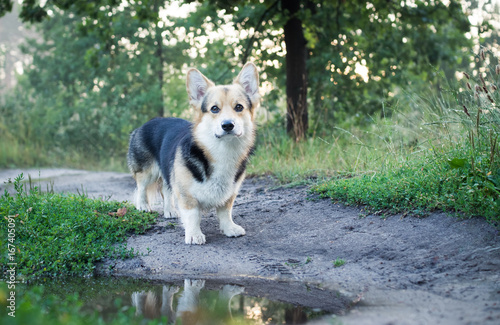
top-left (333, 258), bottom-right (346, 268)
top-left (166, 222), bottom-right (177, 229)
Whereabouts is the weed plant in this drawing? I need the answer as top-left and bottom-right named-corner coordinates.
top-left (333, 258), bottom-right (346, 268)
top-left (313, 49), bottom-right (500, 224)
top-left (0, 174), bottom-right (157, 279)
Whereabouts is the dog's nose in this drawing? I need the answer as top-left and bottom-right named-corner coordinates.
top-left (221, 120), bottom-right (235, 132)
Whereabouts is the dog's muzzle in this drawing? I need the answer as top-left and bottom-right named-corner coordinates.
top-left (216, 120), bottom-right (241, 138)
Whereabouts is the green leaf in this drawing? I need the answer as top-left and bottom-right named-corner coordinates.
top-left (447, 158), bottom-right (466, 169)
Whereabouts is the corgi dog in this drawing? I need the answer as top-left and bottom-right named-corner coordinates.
top-left (127, 63), bottom-right (260, 245)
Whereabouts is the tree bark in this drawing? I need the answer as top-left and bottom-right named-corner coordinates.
top-left (154, 0), bottom-right (164, 117)
top-left (282, 0), bottom-right (308, 141)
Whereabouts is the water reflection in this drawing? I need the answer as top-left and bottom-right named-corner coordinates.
top-left (33, 276), bottom-right (344, 324)
top-left (130, 279), bottom-right (319, 324)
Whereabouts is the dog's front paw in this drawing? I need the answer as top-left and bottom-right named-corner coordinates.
top-left (162, 285), bottom-right (180, 295)
top-left (185, 279), bottom-right (206, 289)
top-left (136, 202), bottom-right (150, 212)
top-left (185, 231), bottom-right (206, 245)
top-left (164, 210), bottom-right (178, 219)
top-left (222, 223), bottom-right (246, 238)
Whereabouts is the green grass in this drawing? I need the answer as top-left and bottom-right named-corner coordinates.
top-left (313, 151), bottom-right (499, 223)
top-left (0, 174), bottom-right (157, 279)
top-left (248, 113), bottom-right (419, 183)
top-left (0, 139), bottom-right (129, 172)
top-left (312, 52), bottom-right (500, 225)
top-left (333, 258), bottom-right (345, 268)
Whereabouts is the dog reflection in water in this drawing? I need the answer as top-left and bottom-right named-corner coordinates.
top-left (131, 279), bottom-right (244, 324)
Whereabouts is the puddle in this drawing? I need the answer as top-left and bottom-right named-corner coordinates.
top-left (33, 276), bottom-right (351, 324)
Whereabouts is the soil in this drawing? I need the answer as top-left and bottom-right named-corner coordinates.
top-left (1, 168), bottom-right (499, 325)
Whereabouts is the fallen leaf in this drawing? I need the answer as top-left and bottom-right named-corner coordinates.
top-left (117, 207), bottom-right (127, 217)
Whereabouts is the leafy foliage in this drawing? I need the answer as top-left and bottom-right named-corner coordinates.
top-left (0, 2), bottom-right (192, 167)
top-left (0, 174), bottom-right (157, 279)
top-left (303, 0), bottom-right (473, 130)
top-left (333, 258), bottom-right (345, 268)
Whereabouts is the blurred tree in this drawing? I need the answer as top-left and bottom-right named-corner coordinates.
top-left (302, 0), bottom-right (475, 132)
top-left (7, 1), bottom-right (189, 161)
top-left (1, 0), bottom-right (481, 144)
top-left (282, 0), bottom-right (308, 141)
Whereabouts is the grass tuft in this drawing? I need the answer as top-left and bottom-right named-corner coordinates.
top-left (333, 258), bottom-right (346, 268)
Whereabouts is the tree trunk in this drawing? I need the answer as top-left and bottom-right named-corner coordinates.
top-left (283, 0), bottom-right (308, 141)
top-left (154, 0), bottom-right (164, 117)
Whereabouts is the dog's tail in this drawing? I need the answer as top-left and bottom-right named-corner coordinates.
top-left (127, 129), bottom-right (140, 174)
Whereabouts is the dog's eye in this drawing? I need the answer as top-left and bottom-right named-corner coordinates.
top-left (210, 106), bottom-right (220, 114)
top-left (234, 104), bottom-right (244, 112)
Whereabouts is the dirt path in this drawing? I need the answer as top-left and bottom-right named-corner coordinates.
top-left (1, 169), bottom-right (499, 324)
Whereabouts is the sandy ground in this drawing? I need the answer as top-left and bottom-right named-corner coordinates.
top-left (1, 168), bottom-right (499, 325)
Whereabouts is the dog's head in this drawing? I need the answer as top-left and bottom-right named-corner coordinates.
top-left (187, 63), bottom-right (260, 141)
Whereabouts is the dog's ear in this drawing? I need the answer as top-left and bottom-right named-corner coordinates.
top-left (187, 69), bottom-right (215, 106)
top-left (234, 62), bottom-right (260, 103)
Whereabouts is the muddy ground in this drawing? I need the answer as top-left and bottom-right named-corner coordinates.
top-left (1, 168), bottom-right (499, 325)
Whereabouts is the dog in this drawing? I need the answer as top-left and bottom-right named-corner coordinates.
top-left (131, 279), bottom-right (245, 323)
top-left (127, 63), bottom-right (260, 244)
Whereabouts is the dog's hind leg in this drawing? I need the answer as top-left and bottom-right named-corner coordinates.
top-left (216, 195), bottom-right (246, 238)
top-left (133, 171), bottom-right (152, 211)
top-left (161, 181), bottom-right (178, 219)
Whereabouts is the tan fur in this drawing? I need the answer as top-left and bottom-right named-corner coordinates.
top-left (133, 162), bottom-right (162, 211)
top-left (172, 149), bottom-right (197, 210)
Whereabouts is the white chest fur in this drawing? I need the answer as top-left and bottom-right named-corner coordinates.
top-left (189, 136), bottom-right (248, 209)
